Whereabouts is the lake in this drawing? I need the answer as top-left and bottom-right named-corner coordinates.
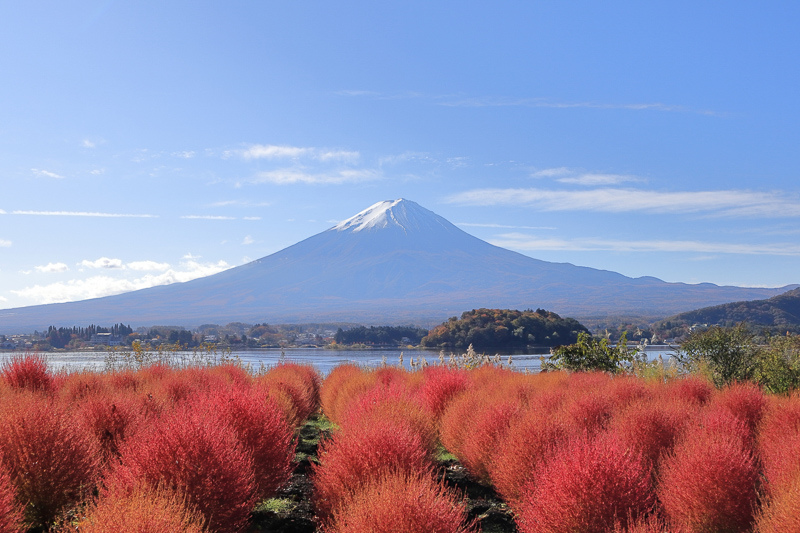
top-left (5, 346), bottom-right (679, 376)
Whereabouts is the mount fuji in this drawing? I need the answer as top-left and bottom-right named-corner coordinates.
top-left (0, 199), bottom-right (795, 332)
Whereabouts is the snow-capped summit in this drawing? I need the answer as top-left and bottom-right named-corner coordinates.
top-left (332, 198), bottom-right (454, 235)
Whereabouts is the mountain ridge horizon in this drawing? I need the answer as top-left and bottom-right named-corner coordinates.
top-left (1, 198), bottom-right (796, 333)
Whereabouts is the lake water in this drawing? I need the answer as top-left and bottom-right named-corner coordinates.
top-left (5, 346), bottom-right (678, 376)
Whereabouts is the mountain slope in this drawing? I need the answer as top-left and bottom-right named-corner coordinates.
top-left (657, 288), bottom-right (800, 333)
top-left (0, 199), bottom-right (796, 332)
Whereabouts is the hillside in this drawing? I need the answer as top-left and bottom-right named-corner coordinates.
top-left (655, 287), bottom-right (800, 337)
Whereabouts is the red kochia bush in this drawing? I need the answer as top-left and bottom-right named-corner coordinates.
top-left (70, 485), bottom-right (207, 533)
top-left (257, 362), bottom-right (321, 424)
top-left (754, 475), bottom-right (800, 533)
top-left (517, 433), bottom-right (654, 533)
top-left (415, 366), bottom-right (470, 420)
top-left (199, 384), bottom-right (294, 499)
top-left (0, 353), bottom-right (53, 393)
top-left (325, 471), bottom-right (474, 533)
top-left (313, 416), bottom-right (433, 523)
top-left (320, 365), bottom-right (376, 425)
top-left (456, 398), bottom-right (520, 483)
top-left (490, 408), bottom-right (570, 508)
top-left (706, 381), bottom-right (766, 447)
top-left (757, 395), bottom-right (800, 496)
top-left (658, 423), bottom-right (758, 533)
top-left (76, 391), bottom-right (142, 467)
top-left (0, 461), bottom-right (22, 533)
top-left (0, 392), bottom-right (101, 529)
top-left (110, 404), bottom-right (256, 533)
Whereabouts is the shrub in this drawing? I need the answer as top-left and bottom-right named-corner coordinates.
top-left (490, 408), bottom-right (570, 508)
top-left (312, 416), bottom-right (433, 524)
top-left (661, 375), bottom-right (713, 405)
top-left (75, 391), bottom-right (142, 467)
top-left (0, 392), bottom-right (101, 529)
top-left (707, 381), bottom-right (766, 444)
top-left (757, 395), bottom-right (800, 495)
top-left (517, 433), bottom-right (654, 533)
top-left (609, 398), bottom-right (692, 472)
top-left (325, 471), bottom-right (474, 533)
top-left (658, 423), bottom-right (758, 533)
top-left (320, 365), bottom-right (374, 425)
top-left (0, 461), bottom-right (22, 533)
top-left (562, 390), bottom-right (615, 436)
top-left (0, 353), bottom-right (53, 394)
top-left (415, 366), bottom-right (470, 420)
top-left (199, 384), bottom-right (294, 499)
top-left (257, 362), bottom-right (321, 424)
top-left (110, 404), bottom-right (256, 533)
top-left (455, 398), bottom-right (520, 483)
top-left (754, 474), bottom-right (800, 533)
top-left (543, 332), bottom-right (635, 373)
top-left (675, 324), bottom-right (760, 387)
top-left (69, 485), bottom-right (207, 533)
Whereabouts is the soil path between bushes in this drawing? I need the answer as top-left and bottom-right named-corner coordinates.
top-left (249, 416), bottom-right (518, 532)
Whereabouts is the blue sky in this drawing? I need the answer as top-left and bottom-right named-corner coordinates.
top-left (2, 1), bottom-right (800, 311)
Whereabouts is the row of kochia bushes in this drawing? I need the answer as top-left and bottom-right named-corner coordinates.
top-left (317, 364), bottom-right (800, 533)
top-left (0, 354), bottom-right (799, 532)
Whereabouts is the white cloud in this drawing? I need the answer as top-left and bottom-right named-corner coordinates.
top-left (0, 209), bottom-right (6, 214)
top-left (80, 257), bottom-right (124, 269)
top-left (0, 239), bottom-right (10, 247)
top-left (31, 168), bottom-right (65, 179)
top-left (457, 222), bottom-right (557, 230)
top-left (557, 173), bottom-right (642, 186)
top-left (243, 216), bottom-right (262, 221)
top-left (13, 210), bottom-right (158, 218)
top-left (90, 168), bottom-right (105, 175)
top-left (239, 144), bottom-right (359, 162)
top-left (34, 262), bottom-right (69, 273)
top-left (446, 188), bottom-right (800, 218)
top-left (531, 167), bottom-right (572, 178)
top-left (181, 215), bottom-right (237, 220)
top-left (126, 260), bottom-right (170, 271)
top-left (253, 168), bottom-right (378, 185)
top-left (0, 296), bottom-right (7, 302)
top-left (242, 235), bottom-right (254, 245)
top-left (173, 150), bottom-right (196, 159)
top-left (490, 232), bottom-right (800, 256)
top-left (82, 139), bottom-right (96, 148)
top-left (12, 259), bottom-right (232, 305)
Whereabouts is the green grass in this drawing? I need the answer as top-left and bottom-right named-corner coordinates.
top-left (255, 497), bottom-right (296, 515)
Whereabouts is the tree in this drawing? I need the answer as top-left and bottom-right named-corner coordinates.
top-left (675, 324), bottom-right (759, 387)
top-left (543, 332), bottom-right (634, 374)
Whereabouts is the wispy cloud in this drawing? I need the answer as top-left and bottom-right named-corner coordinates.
top-left (12, 210), bottom-right (158, 218)
top-left (11, 259), bottom-right (232, 305)
top-left (173, 150), bottom-right (196, 159)
top-left (252, 168), bottom-right (379, 185)
top-left (80, 257), bottom-right (124, 269)
top-left (35, 262), bottom-right (69, 273)
top-left (457, 222), bottom-right (557, 230)
top-left (242, 235), bottom-right (254, 245)
top-left (238, 144), bottom-right (359, 162)
top-left (181, 215), bottom-right (237, 220)
top-left (243, 216), bottom-right (262, 221)
top-left (31, 169), bottom-right (65, 179)
top-left (446, 188), bottom-right (800, 218)
top-left (0, 239), bottom-right (10, 247)
top-left (557, 173), bottom-right (642, 186)
top-left (82, 139), bottom-right (96, 148)
top-left (491, 233), bottom-right (800, 256)
top-left (209, 200), bottom-right (272, 207)
top-left (337, 90), bottom-right (721, 116)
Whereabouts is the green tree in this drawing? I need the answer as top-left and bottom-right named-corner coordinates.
top-left (753, 334), bottom-right (800, 394)
top-left (675, 324), bottom-right (759, 387)
top-left (543, 332), bottom-right (633, 374)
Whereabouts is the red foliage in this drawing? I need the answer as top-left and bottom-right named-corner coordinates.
top-left (415, 366), bottom-right (470, 420)
top-left (70, 485), bottom-right (207, 533)
top-left (755, 475), bottom-right (800, 533)
top-left (324, 471), bottom-right (474, 533)
top-left (110, 404), bottom-right (256, 533)
top-left (707, 381), bottom-right (766, 445)
top-left (562, 390), bottom-right (615, 436)
top-left (490, 408), bottom-right (570, 508)
top-left (661, 375), bottom-right (713, 405)
top-left (610, 398), bottom-right (692, 471)
top-left (757, 395), bottom-right (800, 495)
top-left (320, 364), bottom-right (375, 424)
top-left (0, 461), bottom-right (22, 533)
top-left (0, 353), bottom-right (53, 394)
top-left (456, 399), bottom-right (520, 483)
top-left (312, 416), bottom-right (433, 524)
top-left (199, 384), bottom-right (294, 499)
top-left (658, 423), bottom-right (759, 533)
top-left (257, 362), bottom-right (321, 424)
top-left (75, 391), bottom-right (143, 467)
top-left (0, 391), bottom-right (101, 529)
top-left (517, 433), bottom-right (654, 533)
